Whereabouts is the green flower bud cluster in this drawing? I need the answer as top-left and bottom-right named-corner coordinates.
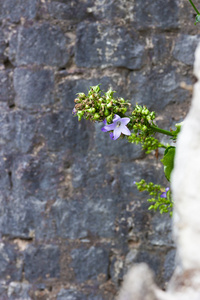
top-left (129, 134), bottom-right (164, 153)
top-left (142, 137), bottom-right (164, 153)
top-left (73, 85), bottom-right (130, 122)
top-left (128, 105), bottom-right (165, 153)
top-left (134, 179), bottom-right (173, 216)
top-left (131, 104), bottom-right (156, 123)
top-left (195, 14), bottom-right (200, 25)
top-left (130, 104), bottom-right (155, 133)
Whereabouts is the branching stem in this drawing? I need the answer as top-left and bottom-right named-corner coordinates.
top-left (150, 125), bottom-right (174, 137)
top-left (188, 0), bottom-right (200, 14)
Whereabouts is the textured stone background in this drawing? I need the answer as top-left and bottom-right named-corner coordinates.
top-left (0, 0), bottom-right (197, 299)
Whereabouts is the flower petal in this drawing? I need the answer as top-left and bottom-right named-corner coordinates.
top-left (101, 127), bottom-right (108, 132)
top-left (113, 114), bottom-right (121, 122)
top-left (113, 127), bottom-right (121, 140)
top-left (72, 108), bottom-right (77, 115)
top-left (120, 117), bottom-right (130, 125)
top-left (121, 125), bottom-right (131, 136)
top-left (109, 132), bottom-right (114, 140)
top-left (160, 192), bottom-right (167, 198)
top-left (103, 119), bottom-right (107, 125)
top-left (103, 123), bottom-right (116, 131)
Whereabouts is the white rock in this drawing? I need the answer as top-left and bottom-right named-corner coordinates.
top-left (171, 42), bottom-right (200, 271)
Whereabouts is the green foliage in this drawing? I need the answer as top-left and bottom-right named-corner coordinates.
top-left (73, 85), bottom-right (130, 123)
top-left (161, 146), bottom-right (176, 181)
top-left (170, 122), bottom-right (183, 140)
top-left (127, 105), bottom-right (166, 153)
top-left (128, 131), bottom-right (165, 153)
top-left (73, 85), bottom-right (184, 216)
top-left (134, 180), bottom-right (173, 216)
top-left (187, 0), bottom-right (200, 23)
top-left (195, 14), bottom-right (200, 25)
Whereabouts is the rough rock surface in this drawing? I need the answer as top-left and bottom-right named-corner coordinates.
top-left (0, 0), bottom-right (195, 298)
top-left (117, 42), bottom-right (200, 300)
top-left (172, 42), bottom-right (200, 271)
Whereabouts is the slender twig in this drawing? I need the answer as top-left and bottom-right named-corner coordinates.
top-left (150, 125), bottom-right (174, 137)
top-left (188, 0), bottom-right (200, 14)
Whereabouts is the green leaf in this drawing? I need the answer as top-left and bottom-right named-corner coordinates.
top-left (160, 147), bottom-right (176, 181)
top-left (148, 205), bottom-right (154, 210)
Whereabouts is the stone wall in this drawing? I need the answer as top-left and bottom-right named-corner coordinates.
top-left (117, 41), bottom-right (200, 300)
top-left (0, 0), bottom-right (197, 299)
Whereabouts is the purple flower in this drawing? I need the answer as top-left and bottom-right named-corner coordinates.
top-left (160, 187), bottom-right (170, 198)
top-left (72, 108), bottom-right (77, 116)
top-left (109, 132), bottom-right (114, 140)
top-left (101, 114), bottom-right (131, 140)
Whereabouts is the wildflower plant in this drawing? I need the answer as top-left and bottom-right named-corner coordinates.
top-left (73, 85), bottom-right (129, 122)
top-left (73, 84), bottom-right (182, 216)
top-left (72, 0), bottom-right (197, 218)
top-left (134, 180), bottom-right (173, 216)
top-left (101, 115), bottom-right (131, 140)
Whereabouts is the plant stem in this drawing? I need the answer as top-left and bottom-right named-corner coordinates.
top-left (188, 0), bottom-right (199, 14)
top-left (150, 125), bottom-right (174, 137)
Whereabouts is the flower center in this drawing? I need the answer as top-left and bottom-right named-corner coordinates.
top-left (116, 121), bottom-right (121, 127)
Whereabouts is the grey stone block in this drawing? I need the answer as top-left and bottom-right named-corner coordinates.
top-left (163, 249), bottom-right (176, 282)
top-left (150, 214), bottom-right (174, 247)
top-left (57, 288), bottom-right (104, 300)
top-left (0, 196), bottom-right (46, 239)
top-left (129, 67), bottom-right (190, 111)
top-left (85, 0), bottom-right (132, 21)
top-left (70, 246), bottom-right (109, 282)
top-left (0, 0), bottom-right (191, 295)
top-left (48, 199), bottom-right (88, 240)
top-left (0, 243), bottom-right (22, 281)
top-left (9, 23), bottom-right (70, 67)
top-left (13, 67), bottom-right (54, 111)
top-left (119, 158), bottom-right (167, 198)
top-left (0, 154), bottom-right (14, 197)
top-left (56, 76), bottom-right (129, 110)
top-left (130, 201), bottom-right (153, 236)
top-left (50, 195), bottom-right (118, 239)
top-left (11, 154), bottom-right (64, 202)
top-left (8, 282), bottom-right (31, 300)
top-left (5, 109), bottom-right (90, 155)
top-left (94, 122), bottom-right (144, 160)
top-left (0, 0), bottom-right (38, 23)
top-left (0, 108), bottom-right (40, 154)
top-left (24, 244), bottom-right (60, 282)
top-left (13, 111), bottom-right (38, 154)
top-left (0, 281), bottom-right (7, 299)
top-left (134, 0), bottom-right (179, 30)
top-left (0, 109), bottom-right (16, 154)
top-left (47, 1), bottom-right (92, 22)
top-left (148, 35), bottom-right (173, 65)
top-left (173, 34), bottom-right (200, 66)
top-left (47, 153), bottom-right (168, 242)
top-left (57, 288), bottom-right (84, 300)
top-left (0, 70), bottom-right (15, 103)
top-left (38, 111), bottom-right (90, 153)
top-left (75, 23), bottom-right (146, 70)
top-left (57, 77), bottom-right (112, 109)
top-left (134, 250), bottom-right (163, 282)
top-left (0, 30), bottom-right (7, 64)
top-left (0, 155), bottom-right (58, 240)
